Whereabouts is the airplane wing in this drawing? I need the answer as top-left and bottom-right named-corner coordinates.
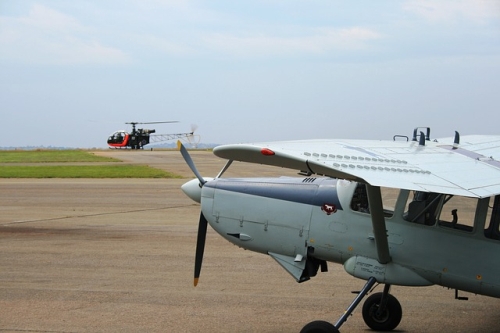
top-left (213, 135), bottom-right (500, 198)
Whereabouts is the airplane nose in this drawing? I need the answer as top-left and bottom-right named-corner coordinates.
top-left (181, 178), bottom-right (213, 203)
top-left (181, 178), bottom-right (203, 203)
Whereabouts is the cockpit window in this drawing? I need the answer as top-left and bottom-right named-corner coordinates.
top-left (351, 183), bottom-right (369, 213)
top-left (484, 195), bottom-right (500, 240)
top-left (107, 131), bottom-right (127, 144)
top-left (404, 192), bottom-right (441, 226)
top-left (350, 184), bottom-right (395, 218)
top-left (403, 191), bottom-right (476, 232)
top-left (437, 195), bottom-right (475, 232)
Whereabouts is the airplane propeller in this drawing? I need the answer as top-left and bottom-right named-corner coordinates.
top-left (177, 140), bottom-right (206, 186)
top-left (177, 141), bottom-right (232, 287)
top-left (194, 212), bottom-right (208, 287)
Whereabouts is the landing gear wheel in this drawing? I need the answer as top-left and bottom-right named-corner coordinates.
top-left (362, 292), bottom-right (402, 331)
top-left (300, 320), bottom-right (339, 333)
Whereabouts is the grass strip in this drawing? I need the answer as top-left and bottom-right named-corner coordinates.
top-left (0, 150), bottom-right (118, 163)
top-left (0, 165), bottom-right (182, 178)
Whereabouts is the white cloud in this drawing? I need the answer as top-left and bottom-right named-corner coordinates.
top-left (403, 0), bottom-right (500, 24)
top-left (203, 27), bottom-right (382, 57)
top-left (133, 34), bottom-right (194, 57)
top-left (0, 4), bottom-right (131, 65)
top-left (19, 4), bottom-right (83, 31)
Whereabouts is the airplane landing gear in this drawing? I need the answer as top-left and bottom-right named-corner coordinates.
top-left (300, 277), bottom-right (402, 333)
top-left (300, 320), bottom-right (339, 333)
top-left (362, 285), bottom-right (402, 331)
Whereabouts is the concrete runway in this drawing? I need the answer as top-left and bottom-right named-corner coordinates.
top-left (1, 150), bottom-right (499, 332)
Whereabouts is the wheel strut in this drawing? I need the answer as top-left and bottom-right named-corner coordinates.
top-left (376, 284), bottom-right (392, 317)
top-left (334, 276), bottom-right (377, 330)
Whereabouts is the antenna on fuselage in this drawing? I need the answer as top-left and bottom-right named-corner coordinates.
top-left (413, 127), bottom-right (431, 146)
top-left (453, 131), bottom-right (460, 149)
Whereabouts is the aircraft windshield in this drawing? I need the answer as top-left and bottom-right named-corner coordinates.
top-left (401, 191), bottom-right (486, 233)
top-left (484, 195), bottom-right (500, 240)
top-left (349, 184), bottom-right (396, 218)
top-left (346, 185), bottom-right (500, 241)
top-left (404, 192), bottom-right (442, 226)
top-left (396, 191), bottom-right (500, 242)
top-left (107, 131), bottom-right (127, 144)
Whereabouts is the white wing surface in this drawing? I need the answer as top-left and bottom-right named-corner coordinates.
top-left (213, 135), bottom-right (500, 198)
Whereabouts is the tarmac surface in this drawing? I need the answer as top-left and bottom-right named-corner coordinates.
top-left (1, 149), bottom-right (500, 333)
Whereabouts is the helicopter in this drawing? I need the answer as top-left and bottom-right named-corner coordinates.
top-left (107, 121), bottom-right (198, 149)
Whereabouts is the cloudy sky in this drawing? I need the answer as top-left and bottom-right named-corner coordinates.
top-left (1, 1), bottom-right (499, 148)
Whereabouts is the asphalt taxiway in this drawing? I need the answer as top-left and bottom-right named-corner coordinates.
top-left (1, 150), bottom-right (499, 332)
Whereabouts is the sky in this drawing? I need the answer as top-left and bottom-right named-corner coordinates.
top-left (1, 0), bottom-right (500, 148)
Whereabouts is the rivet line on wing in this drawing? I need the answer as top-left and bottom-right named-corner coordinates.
top-left (329, 162), bottom-right (430, 174)
top-left (303, 152), bottom-right (430, 174)
top-left (303, 152), bottom-right (408, 165)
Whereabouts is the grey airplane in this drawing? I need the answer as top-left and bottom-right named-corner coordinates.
top-left (178, 127), bottom-right (500, 333)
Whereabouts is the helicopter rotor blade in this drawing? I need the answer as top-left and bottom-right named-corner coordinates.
top-left (140, 121), bottom-right (179, 124)
top-left (125, 121), bottom-right (179, 125)
top-left (177, 140), bottom-right (206, 185)
top-left (194, 212), bottom-right (208, 286)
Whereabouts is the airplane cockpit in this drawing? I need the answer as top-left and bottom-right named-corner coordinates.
top-left (404, 191), bottom-right (442, 226)
top-left (348, 182), bottom-right (500, 241)
top-left (349, 183), bottom-right (395, 217)
top-left (107, 130), bottom-right (128, 144)
top-left (405, 192), bottom-right (500, 240)
top-left (402, 191), bottom-right (476, 233)
top-left (350, 183), bottom-right (369, 213)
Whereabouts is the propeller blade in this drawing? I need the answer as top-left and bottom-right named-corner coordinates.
top-left (194, 212), bottom-right (208, 287)
top-left (177, 140), bottom-right (206, 185)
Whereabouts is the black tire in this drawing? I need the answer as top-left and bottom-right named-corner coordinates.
top-left (300, 320), bottom-right (339, 333)
top-left (362, 292), bottom-right (402, 331)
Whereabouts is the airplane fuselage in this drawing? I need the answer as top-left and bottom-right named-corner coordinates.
top-left (199, 176), bottom-right (500, 298)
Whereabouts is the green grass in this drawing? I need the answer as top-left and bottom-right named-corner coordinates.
top-left (0, 150), bottom-right (183, 178)
top-left (0, 150), bottom-right (118, 163)
top-left (0, 165), bottom-right (182, 178)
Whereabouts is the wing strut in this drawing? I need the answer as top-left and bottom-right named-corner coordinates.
top-left (366, 185), bottom-right (391, 264)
